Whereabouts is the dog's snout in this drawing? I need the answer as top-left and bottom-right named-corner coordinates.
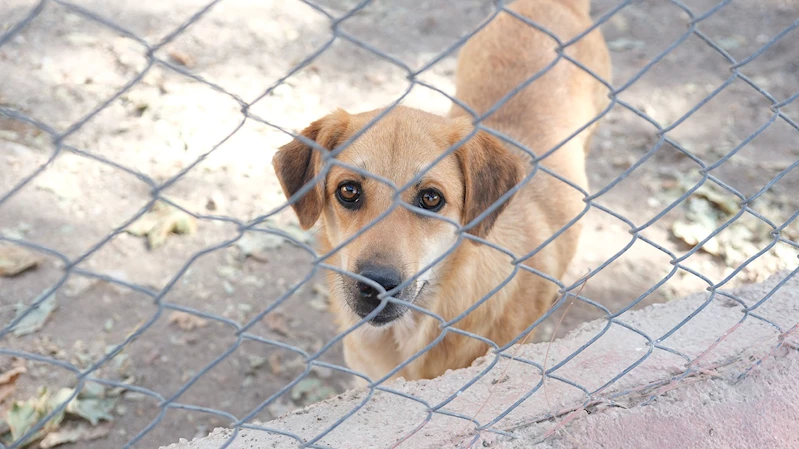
top-left (357, 265), bottom-right (401, 305)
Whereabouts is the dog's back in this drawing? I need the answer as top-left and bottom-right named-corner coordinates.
top-left (450, 0), bottom-right (610, 160)
top-left (449, 0), bottom-right (611, 281)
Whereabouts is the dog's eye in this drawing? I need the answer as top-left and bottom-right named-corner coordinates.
top-left (336, 181), bottom-right (362, 208)
top-left (417, 189), bottom-right (444, 212)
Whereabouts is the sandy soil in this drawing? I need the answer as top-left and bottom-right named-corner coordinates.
top-left (0, 0), bottom-right (797, 448)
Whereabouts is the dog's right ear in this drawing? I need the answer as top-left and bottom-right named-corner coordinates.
top-left (450, 118), bottom-right (524, 239)
top-left (272, 109), bottom-right (350, 229)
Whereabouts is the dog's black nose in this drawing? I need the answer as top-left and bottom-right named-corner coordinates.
top-left (356, 265), bottom-right (401, 306)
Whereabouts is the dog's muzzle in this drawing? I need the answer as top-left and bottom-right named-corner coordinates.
top-left (350, 264), bottom-right (426, 325)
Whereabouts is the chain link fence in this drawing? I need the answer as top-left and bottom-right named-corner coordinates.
top-left (1, 0), bottom-right (798, 448)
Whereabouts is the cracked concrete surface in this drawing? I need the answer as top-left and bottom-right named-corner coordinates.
top-left (161, 271), bottom-right (799, 449)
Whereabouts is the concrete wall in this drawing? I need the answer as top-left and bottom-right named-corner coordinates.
top-left (162, 271), bottom-right (799, 449)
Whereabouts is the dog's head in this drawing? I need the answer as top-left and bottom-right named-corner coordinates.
top-left (272, 106), bottom-right (523, 326)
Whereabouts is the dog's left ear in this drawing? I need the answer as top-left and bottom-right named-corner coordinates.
top-left (452, 121), bottom-right (524, 238)
top-left (272, 109), bottom-right (350, 229)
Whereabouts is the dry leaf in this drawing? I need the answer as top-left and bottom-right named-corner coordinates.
top-left (66, 396), bottom-right (115, 426)
top-left (0, 367), bottom-right (26, 387)
top-left (62, 277), bottom-right (98, 298)
top-left (266, 399), bottom-right (293, 419)
top-left (148, 213), bottom-right (196, 249)
top-left (0, 366), bottom-right (26, 404)
top-left (671, 197), bottom-right (721, 255)
top-left (235, 232), bottom-right (282, 262)
top-left (0, 222), bottom-right (32, 240)
top-left (5, 387), bottom-right (70, 445)
top-left (6, 400), bottom-right (37, 443)
top-left (289, 378), bottom-right (336, 406)
top-left (167, 49), bottom-right (194, 67)
top-left (13, 292), bottom-right (57, 337)
top-left (39, 422), bottom-right (110, 448)
top-left (268, 353), bottom-right (283, 375)
top-left (693, 184), bottom-right (739, 215)
top-left (265, 312), bottom-right (289, 336)
top-left (124, 213), bottom-right (160, 237)
top-left (125, 201), bottom-right (197, 250)
top-left (672, 220), bottom-right (720, 255)
top-left (168, 311), bottom-right (208, 331)
top-left (720, 224), bottom-right (759, 266)
top-left (235, 222), bottom-right (313, 261)
top-left (0, 245), bottom-right (41, 277)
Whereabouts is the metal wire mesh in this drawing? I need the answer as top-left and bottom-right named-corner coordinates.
top-left (0, 0), bottom-right (798, 448)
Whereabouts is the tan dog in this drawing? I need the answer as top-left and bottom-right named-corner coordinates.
top-left (272, 0), bottom-right (610, 382)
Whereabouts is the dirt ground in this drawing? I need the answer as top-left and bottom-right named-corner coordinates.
top-left (0, 0), bottom-right (797, 448)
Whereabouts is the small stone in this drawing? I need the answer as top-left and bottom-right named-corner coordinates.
top-left (609, 14), bottom-right (629, 33)
top-left (217, 265), bottom-right (240, 281)
top-left (123, 391), bottom-right (148, 402)
top-left (311, 283), bottom-right (329, 297)
top-left (205, 191), bottom-right (225, 212)
top-left (309, 298), bottom-right (328, 311)
top-left (607, 38), bottom-right (645, 52)
top-left (168, 49), bottom-right (194, 68)
top-left (242, 375), bottom-right (255, 388)
top-left (248, 356), bottom-right (267, 371)
top-left (240, 275), bottom-right (264, 287)
top-left (311, 366), bottom-right (333, 379)
top-left (222, 281), bottom-right (235, 295)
